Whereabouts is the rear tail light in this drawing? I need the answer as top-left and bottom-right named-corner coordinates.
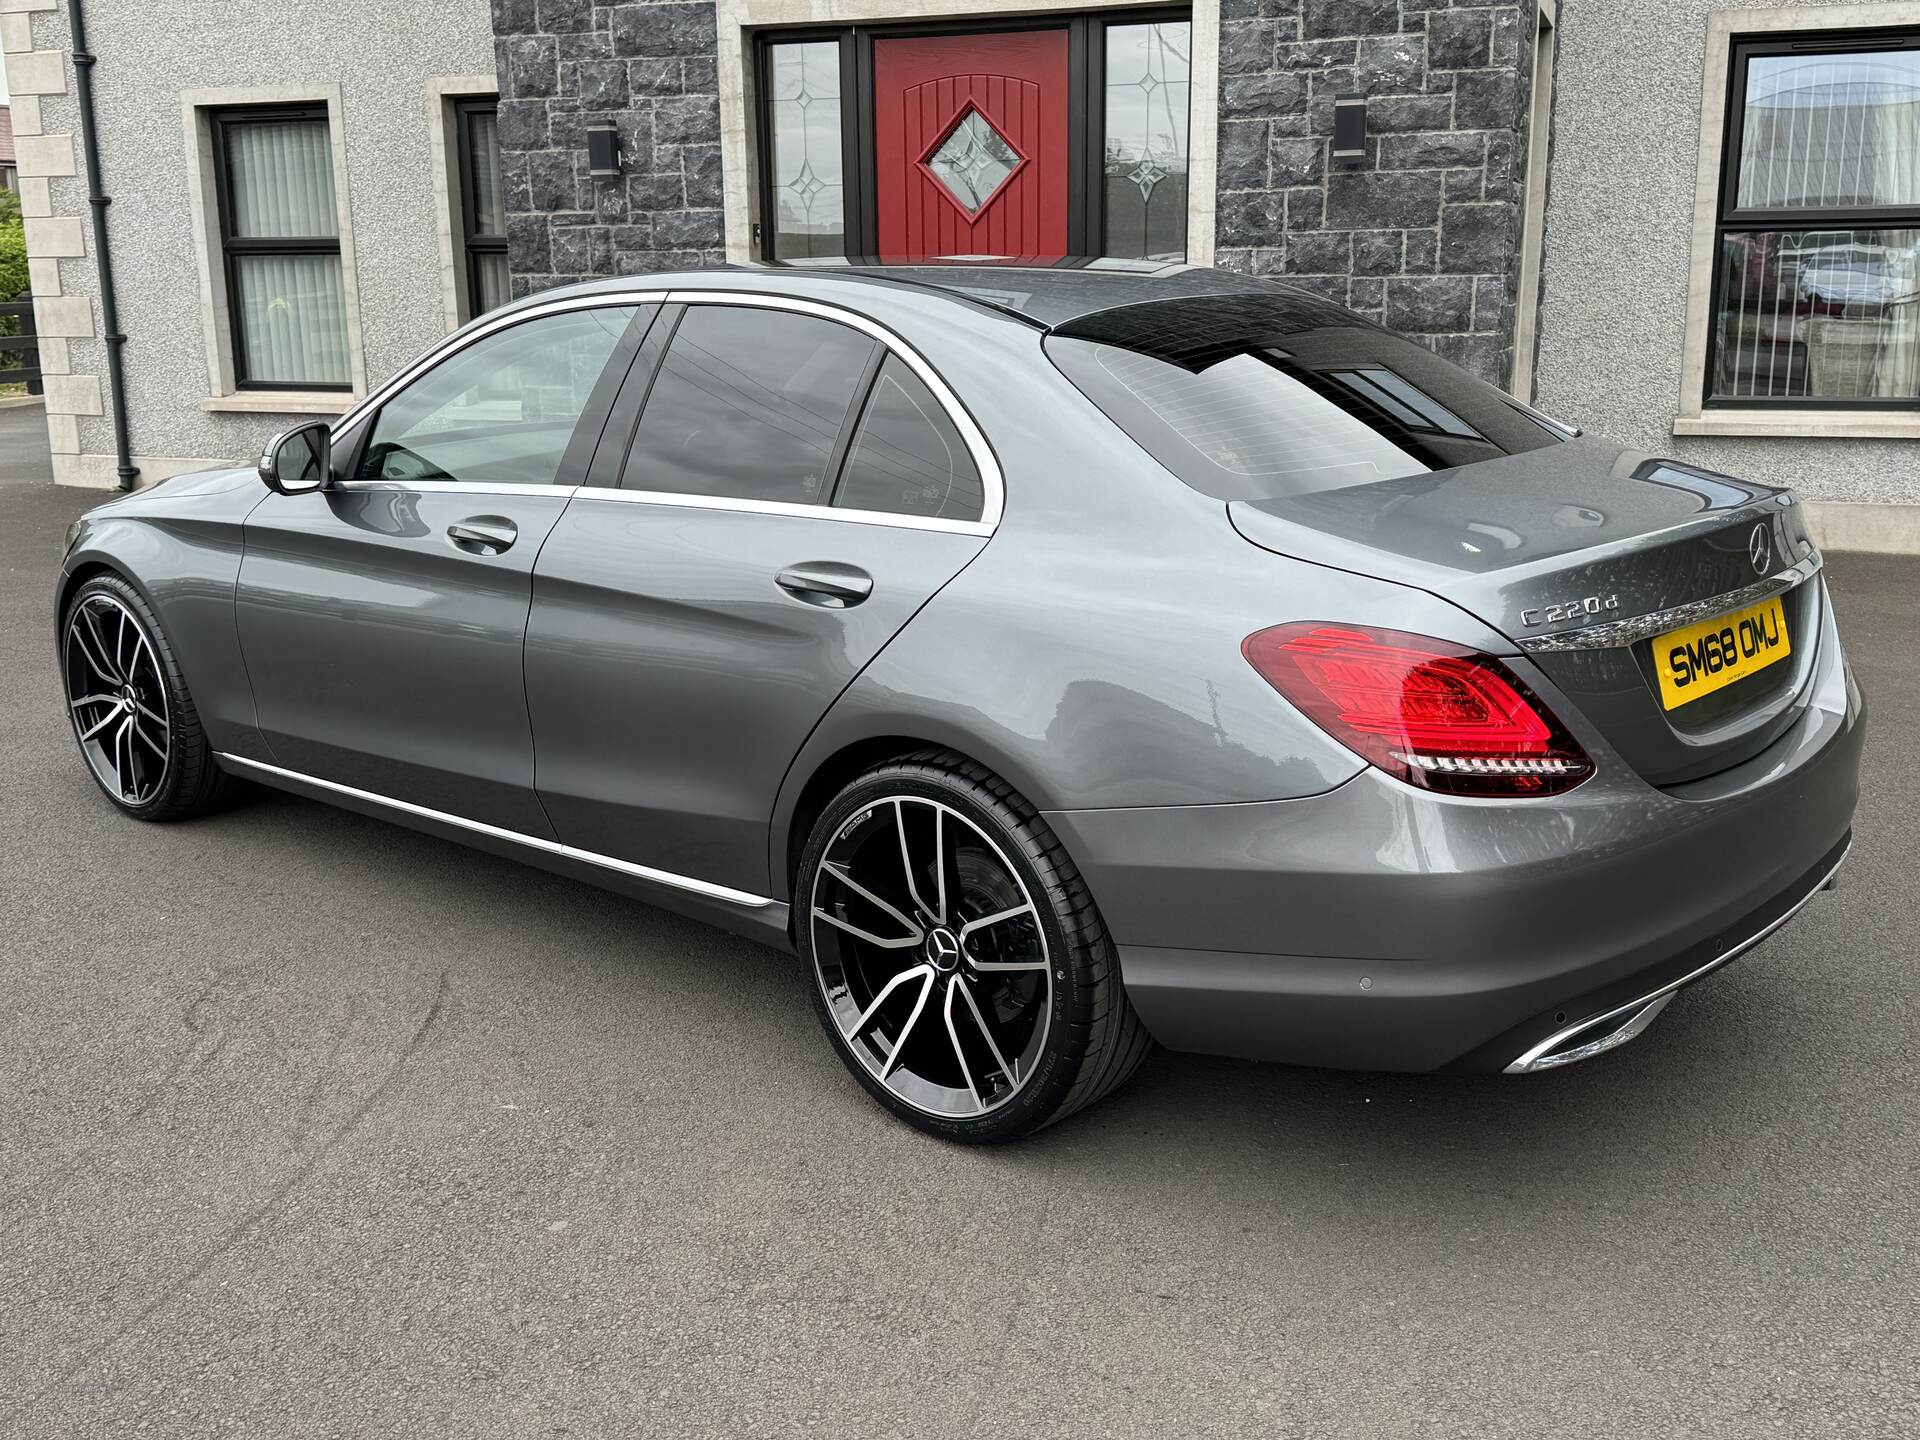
top-left (1242, 623), bottom-right (1593, 797)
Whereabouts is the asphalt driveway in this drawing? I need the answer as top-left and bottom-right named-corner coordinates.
top-left (1, 431), bottom-right (1915, 1436)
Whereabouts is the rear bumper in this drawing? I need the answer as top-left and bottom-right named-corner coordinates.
top-left (1047, 628), bottom-right (1865, 1075)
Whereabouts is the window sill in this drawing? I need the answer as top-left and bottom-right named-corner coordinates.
top-left (1674, 410), bottom-right (1920, 440)
top-left (203, 392), bottom-right (359, 416)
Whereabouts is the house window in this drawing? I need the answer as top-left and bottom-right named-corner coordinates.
top-left (211, 105), bottom-right (351, 390)
top-left (456, 98), bottom-right (508, 319)
top-left (1709, 32), bottom-right (1920, 408)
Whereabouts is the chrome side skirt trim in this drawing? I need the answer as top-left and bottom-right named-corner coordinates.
top-left (1516, 555), bottom-right (1822, 653)
top-left (1505, 835), bottom-right (1850, 1074)
top-left (215, 753), bottom-right (778, 910)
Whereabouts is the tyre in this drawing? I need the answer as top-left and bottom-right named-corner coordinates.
top-left (61, 573), bottom-right (234, 821)
top-left (797, 750), bottom-right (1151, 1142)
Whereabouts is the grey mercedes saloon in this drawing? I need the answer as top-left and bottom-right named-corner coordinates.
top-left (56, 262), bottom-right (1864, 1141)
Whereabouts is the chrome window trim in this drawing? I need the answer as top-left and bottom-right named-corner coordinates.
top-left (1515, 555), bottom-right (1823, 653)
top-left (344, 480), bottom-right (581, 498)
top-left (564, 486), bottom-right (991, 537)
top-left (1504, 834), bottom-right (1850, 1074)
top-left (326, 287), bottom-right (1004, 534)
top-left (216, 753), bottom-right (778, 910)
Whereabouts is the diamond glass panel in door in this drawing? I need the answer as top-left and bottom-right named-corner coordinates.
top-left (1712, 228), bottom-right (1920, 401)
top-left (1103, 21), bottom-right (1191, 261)
top-left (925, 109), bottom-right (1021, 215)
top-left (769, 41), bottom-right (845, 258)
top-left (226, 117), bottom-right (351, 386)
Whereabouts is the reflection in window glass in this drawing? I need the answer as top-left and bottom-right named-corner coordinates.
top-left (835, 357), bottom-right (983, 520)
top-left (1738, 51), bottom-right (1920, 209)
top-left (1712, 228), bottom-right (1920, 400)
top-left (1103, 22), bottom-right (1191, 261)
top-left (623, 307), bottom-right (874, 504)
top-left (769, 42), bottom-right (845, 258)
top-left (359, 306), bottom-right (639, 485)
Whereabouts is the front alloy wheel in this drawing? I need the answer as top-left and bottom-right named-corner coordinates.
top-left (61, 573), bottom-right (233, 821)
top-left (65, 590), bottom-right (172, 806)
top-left (799, 752), bottom-right (1150, 1141)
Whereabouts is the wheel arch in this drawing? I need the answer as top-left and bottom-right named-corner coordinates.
top-left (773, 728), bottom-right (1055, 907)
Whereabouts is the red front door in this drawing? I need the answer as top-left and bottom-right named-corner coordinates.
top-left (873, 30), bottom-right (1071, 260)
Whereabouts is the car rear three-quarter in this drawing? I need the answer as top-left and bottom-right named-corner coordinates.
top-left (50, 263), bottom-right (1866, 1141)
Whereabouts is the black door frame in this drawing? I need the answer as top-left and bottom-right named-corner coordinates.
top-left (752, 7), bottom-right (1191, 262)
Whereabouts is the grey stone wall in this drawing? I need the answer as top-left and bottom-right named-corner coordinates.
top-left (1213, 1), bottom-right (1532, 384)
top-left (491, 0), bottom-right (726, 297)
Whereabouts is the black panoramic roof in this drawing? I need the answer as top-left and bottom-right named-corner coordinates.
top-left (756, 256), bottom-right (1286, 330)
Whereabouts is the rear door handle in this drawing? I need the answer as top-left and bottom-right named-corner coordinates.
top-left (447, 516), bottom-right (519, 555)
top-left (776, 562), bottom-right (874, 608)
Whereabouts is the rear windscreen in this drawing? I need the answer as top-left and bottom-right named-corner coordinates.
top-left (1044, 291), bottom-right (1568, 502)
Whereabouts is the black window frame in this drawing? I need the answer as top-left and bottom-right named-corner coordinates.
top-left (1706, 26), bottom-right (1920, 412)
top-left (455, 96), bottom-right (507, 323)
top-left (209, 103), bottom-right (351, 393)
top-left (752, 7), bottom-right (1192, 264)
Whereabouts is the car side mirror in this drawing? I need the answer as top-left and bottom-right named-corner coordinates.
top-left (258, 421), bottom-right (333, 495)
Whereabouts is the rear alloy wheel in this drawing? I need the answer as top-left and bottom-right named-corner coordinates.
top-left (799, 752), bottom-right (1150, 1141)
top-left (62, 574), bottom-right (233, 821)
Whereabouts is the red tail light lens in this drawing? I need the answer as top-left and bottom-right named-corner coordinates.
top-left (1242, 623), bottom-right (1593, 797)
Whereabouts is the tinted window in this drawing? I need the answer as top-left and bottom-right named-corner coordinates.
top-left (1044, 293), bottom-right (1566, 502)
top-left (622, 306), bottom-right (875, 505)
top-left (833, 357), bottom-right (983, 521)
top-left (359, 306), bottom-right (640, 486)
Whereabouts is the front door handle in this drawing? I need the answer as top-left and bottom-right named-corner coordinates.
top-left (447, 516), bottom-right (518, 556)
top-left (776, 562), bottom-right (874, 608)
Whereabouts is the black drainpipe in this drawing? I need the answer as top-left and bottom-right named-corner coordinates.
top-left (66, 0), bottom-right (138, 491)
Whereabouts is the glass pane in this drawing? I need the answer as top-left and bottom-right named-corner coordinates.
top-left (769, 42), bottom-right (845, 259)
top-left (926, 109), bottom-right (1019, 215)
top-left (1739, 50), bottom-right (1920, 209)
top-left (1104, 22), bottom-right (1191, 261)
top-left (465, 108), bottom-right (505, 238)
top-left (359, 306), bottom-right (640, 484)
top-left (1711, 229), bottom-right (1920, 401)
top-left (225, 117), bottom-right (338, 238)
top-left (835, 357), bottom-right (983, 520)
top-left (622, 306), bottom-right (873, 504)
top-left (1044, 292), bottom-right (1564, 504)
top-left (472, 251), bottom-right (510, 315)
top-left (234, 254), bottom-right (350, 386)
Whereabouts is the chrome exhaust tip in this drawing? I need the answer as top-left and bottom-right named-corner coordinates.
top-left (1504, 993), bottom-right (1676, 1074)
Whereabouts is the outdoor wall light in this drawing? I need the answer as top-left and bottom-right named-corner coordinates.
top-left (586, 124), bottom-right (623, 179)
top-left (1331, 94), bottom-right (1367, 167)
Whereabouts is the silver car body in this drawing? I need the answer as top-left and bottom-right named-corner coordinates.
top-left (58, 264), bottom-right (1865, 1077)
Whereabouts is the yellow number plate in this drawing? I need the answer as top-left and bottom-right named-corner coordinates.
top-left (1654, 594), bottom-right (1790, 710)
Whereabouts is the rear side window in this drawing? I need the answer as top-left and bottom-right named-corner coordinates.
top-left (833, 357), bottom-right (984, 521)
top-left (622, 305), bottom-right (876, 505)
top-left (1045, 292), bottom-right (1567, 502)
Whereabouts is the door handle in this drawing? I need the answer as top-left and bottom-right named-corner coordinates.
top-left (447, 516), bottom-right (519, 555)
top-left (776, 562), bottom-right (874, 608)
